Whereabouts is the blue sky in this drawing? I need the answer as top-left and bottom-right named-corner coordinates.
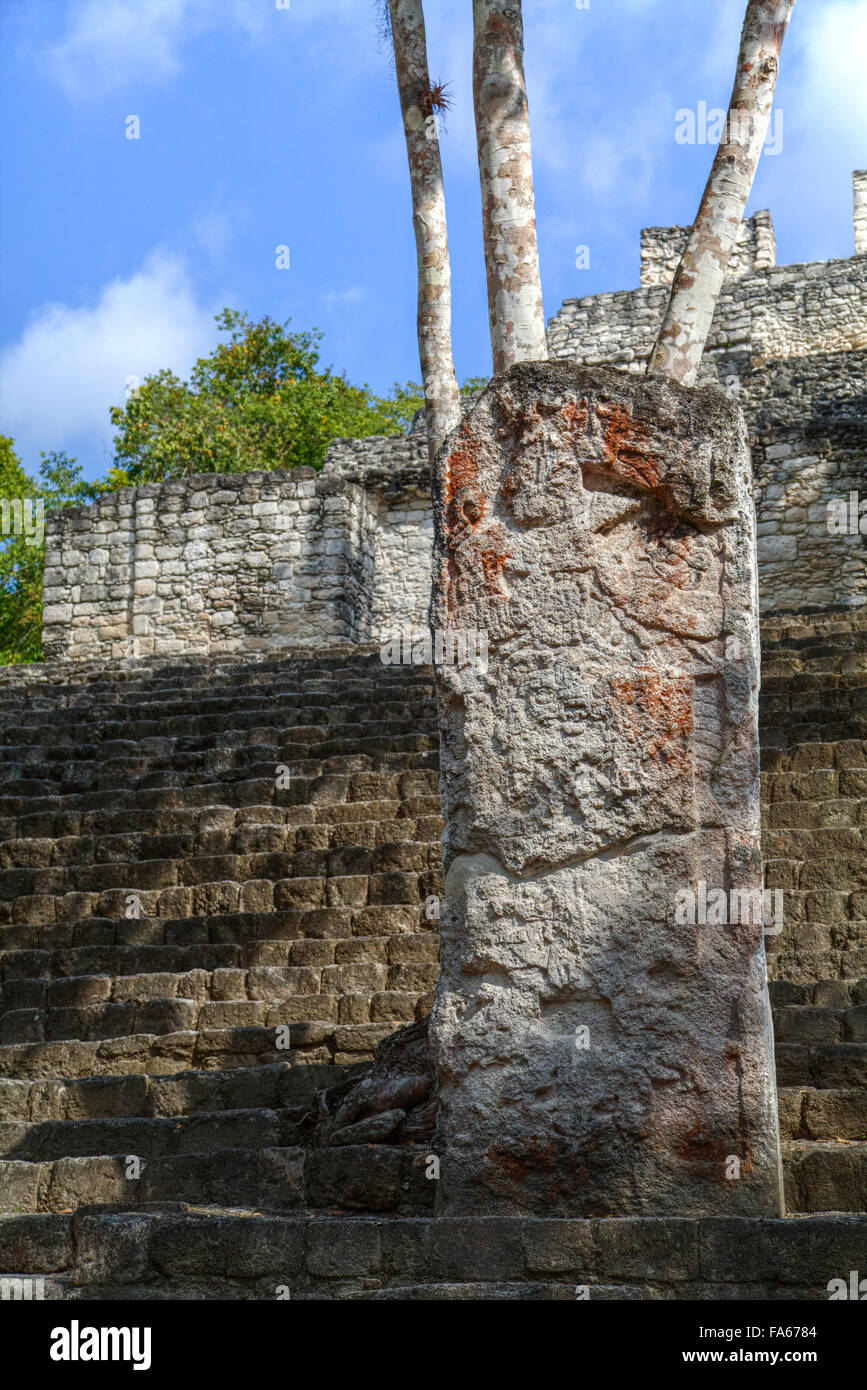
top-left (1, 0), bottom-right (865, 481)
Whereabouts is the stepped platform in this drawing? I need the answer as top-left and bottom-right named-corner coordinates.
top-left (2, 626), bottom-right (865, 1298)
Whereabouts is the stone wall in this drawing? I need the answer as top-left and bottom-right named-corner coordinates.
top-left (744, 351), bottom-right (867, 615)
top-left (640, 210), bottom-right (777, 286)
top-left (547, 256), bottom-right (867, 373)
top-left (855, 171), bottom-right (867, 257)
top-left (42, 457), bottom-right (432, 662)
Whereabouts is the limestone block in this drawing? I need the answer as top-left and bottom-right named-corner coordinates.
top-left (430, 362), bottom-right (783, 1218)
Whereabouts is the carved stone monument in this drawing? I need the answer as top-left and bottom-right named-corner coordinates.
top-left (430, 361), bottom-right (783, 1217)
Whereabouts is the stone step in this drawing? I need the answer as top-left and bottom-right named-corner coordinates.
top-left (761, 717), bottom-right (867, 748)
top-left (777, 1087), bottom-right (867, 1141)
top-left (0, 712), bottom-right (440, 747)
top-left (0, 662), bottom-right (435, 706)
top-left (772, 1004), bottom-right (867, 1045)
top-left (0, 1060), bottom-right (347, 1123)
top-left (0, 844), bottom-right (442, 917)
top-left (760, 683), bottom-right (867, 716)
top-left (0, 685), bottom-right (438, 727)
top-left (2, 1210), bottom-right (866, 1299)
top-left (0, 902), bottom-right (434, 954)
top-left (761, 911), bottom-right (861, 945)
top-left (0, 832), bottom-right (442, 888)
top-left (0, 927), bottom-right (438, 983)
top-left (0, 1020), bottom-right (399, 1079)
top-left (762, 826), bottom-right (865, 860)
top-left (0, 956), bottom-right (438, 1009)
top-left (761, 739), bottom-right (867, 774)
top-left (761, 624), bottom-right (867, 658)
top-left (763, 925), bottom-right (867, 961)
top-left (0, 719), bottom-right (439, 770)
top-left (5, 1139), bottom-right (865, 1217)
top-left (767, 949), bottom-right (867, 985)
top-left (0, 738), bottom-right (441, 799)
top-left (763, 798), bottom-right (866, 829)
top-left (0, 682), bottom-right (437, 720)
top-left (0, 963), bottom-right (437, 1042)
top-left (0, 804), bottom-right (444, 870)
top-left (1, 867), bottom-right (444, 939)
top-left (774, 1043), bottom-right (867, 1089)
top-left (3, 800), bottom-right (444, 850)
top-left (763, 853), bottom-right (867, 891)
top-left (783, 1140), bottom-right (867, 1213)
top-left (0, 678), bottom-right (437, 712)
top-left (0, 1107), bottom-right (309, 1162)
top-left (762, 670), bottom-right (867, 694)
top-left (0, 1142), bottom-right (433, 1215)
top-left (0, 695), bottom-right (437, 729)
top-left (761, 767), bottom-right (867, 802)
top-left (0, 986), bottom-right (430, 1045)
top-left (769, 976), bottom-right (867, 1004)
top-left (0, 757), bottom-right (440, 817)
top-left (0, 661), bottom-right (435, 696)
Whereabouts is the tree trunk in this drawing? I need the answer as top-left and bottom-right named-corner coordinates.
top-left (648, 0), bottom-right (794, 386)
top-left (473, 0), bottom-right (547, 375)
top-left (388, 0), bottom-right (462, 464)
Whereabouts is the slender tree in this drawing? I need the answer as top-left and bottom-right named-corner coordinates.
top-left (388, 0), bottom-right (462, 463)
top-left (648, 0), bottom-right (794, 386)
top-left (473, 0), bottom-right (547, 375)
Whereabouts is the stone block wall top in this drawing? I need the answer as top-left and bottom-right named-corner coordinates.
top-left (41, 465), bottom-right (433, 662)
top-left (854, 170), bottom-right (867, 256)
top-left (640, 210), bottom-right (777, 287)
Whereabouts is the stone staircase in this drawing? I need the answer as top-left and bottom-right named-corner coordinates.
top-left (761, 610), bottom-right (867, 1216)
top-left (0, 650), bottom-right (442, 1235)
top-left (1, 620), bottom-right (865, 1298)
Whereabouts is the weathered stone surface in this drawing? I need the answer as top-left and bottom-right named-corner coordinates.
top-left (429, 362), bottom-right (783, 1217)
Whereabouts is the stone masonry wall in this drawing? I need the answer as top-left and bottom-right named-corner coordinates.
top-left (640, 210), bottom-right (777, 286)
top-left (547, 255), bottom-right (867, 374)
top-left (42, 460), bottom-right (433, 662)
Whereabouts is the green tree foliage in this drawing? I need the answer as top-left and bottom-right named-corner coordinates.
top-left (0, 439), bottom-right (124, 664)
top-left (110, 310), bottom-right (429, 482)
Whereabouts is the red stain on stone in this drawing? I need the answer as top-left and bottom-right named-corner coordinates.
top-left (480, 549), bottom-right (510, 594)
top-left (599, 400), bottom-right (662, 491)
top-left (560, 399), bottom-right (588, 435)
top-left (445, 427), bottom-right (483, 506)
top-left (611, 675), bottom-right (693, 746)
top-left (484, 1137), bottom-right (559, 1196)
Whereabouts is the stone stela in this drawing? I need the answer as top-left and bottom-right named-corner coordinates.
top-left (429, 361), bottom-right (784, 1218)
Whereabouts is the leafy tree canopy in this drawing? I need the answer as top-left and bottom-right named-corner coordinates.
top-left (110, 309), bottom-right (432, 483)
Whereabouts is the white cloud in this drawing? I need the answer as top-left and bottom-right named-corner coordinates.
top-left (44, 0), bottom-right (191, 96)
top-left (42, 0), bottom-right (269, 99)
top-left (323, 287), bottom-right (366, 306)
top-left (0, 253), bottom-right (217, 465)
top-left (792, 0), bottom-right (867, 144)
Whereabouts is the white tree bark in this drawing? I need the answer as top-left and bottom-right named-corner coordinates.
top-left (473, 0), bottom-right (547, 375)
top-left (388, 0), bottom-right (462, 464)
top-left (648, 0), bottom-right (794, 386)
